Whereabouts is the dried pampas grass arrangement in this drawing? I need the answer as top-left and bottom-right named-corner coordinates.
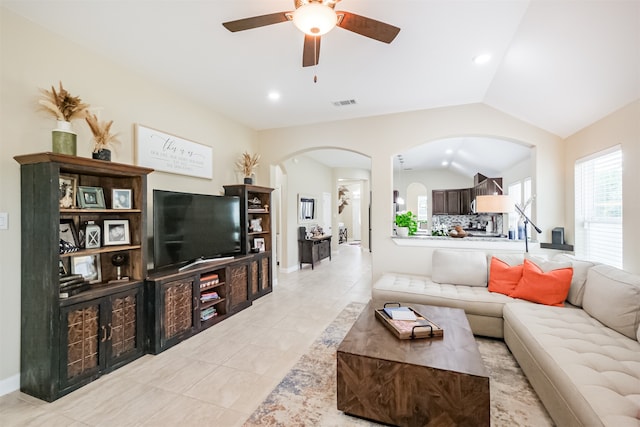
top-left (38, 81), bottom-right (89, 122)
top-left (85, 113), bottom-right (120, 153)
top-left (235, 151), bottom-right (260, 177)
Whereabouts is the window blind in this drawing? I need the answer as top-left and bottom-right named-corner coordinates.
top-left (574, 146), bottom-right (622, 268)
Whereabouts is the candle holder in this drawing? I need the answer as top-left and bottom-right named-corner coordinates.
top-left (108, 253), bottom-right (129, 284)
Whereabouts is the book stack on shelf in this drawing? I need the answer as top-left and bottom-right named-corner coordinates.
top-left (59, 274), bottom-right (90, 299)
top-left (200, 307), bottom-right (217, 321)
top-left (200, 273), bottom-right (219, 289)
top-left (200, 291), bottom-right (219, 303)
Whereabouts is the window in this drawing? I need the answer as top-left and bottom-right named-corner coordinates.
top-left (507, 177), bottom-right (532, 233)
top-left (417, 195), bottom-right (428, 221)
top-left (574, 146), bottom-right (622, 268)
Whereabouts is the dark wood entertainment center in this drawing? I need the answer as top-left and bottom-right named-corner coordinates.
top-left (15, 153), bottom-right (273, 401)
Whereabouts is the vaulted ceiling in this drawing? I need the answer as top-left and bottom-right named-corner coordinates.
top-left (4, 0), bottom-right (638, 138)
top-left (3, 1), bottom-right (638, 175)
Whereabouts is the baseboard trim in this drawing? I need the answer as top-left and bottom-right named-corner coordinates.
top-left (0, 374), bottom-right (19, 397)
top-left (279, 264), bottom-right (299, 274)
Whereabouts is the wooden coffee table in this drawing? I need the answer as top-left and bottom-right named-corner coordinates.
top-left (337, 301), bottom-right (490, 426)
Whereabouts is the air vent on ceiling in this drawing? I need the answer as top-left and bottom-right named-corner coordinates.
top-left (332, 99), bottom-right (357, 107)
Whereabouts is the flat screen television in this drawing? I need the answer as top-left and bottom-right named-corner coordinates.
top-left (153, 189), bottom-right (241, 271)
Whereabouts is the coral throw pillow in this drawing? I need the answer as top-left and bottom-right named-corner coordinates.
top-left (511, 259), bottom-right (573, 306)
top-left (488, 257), bottom-right (523, 295)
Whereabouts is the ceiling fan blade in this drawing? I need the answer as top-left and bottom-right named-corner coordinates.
top-left (303, 35), bottom-right (321, 67)
top-left (222, 12), bottom-right (290, 32)
top-left (337, 11), bottom-right (400, 43)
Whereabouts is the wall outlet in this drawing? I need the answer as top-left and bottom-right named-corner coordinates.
top-left (0, 212), bottom-right (8, 230)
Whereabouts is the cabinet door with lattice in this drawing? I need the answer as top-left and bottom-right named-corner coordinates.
top-left (161, 278), bottom-right (196, 346)
top-left (106, 284), bottom-right (144, 370)
top-left (59, 300), bottom-right (103, 392)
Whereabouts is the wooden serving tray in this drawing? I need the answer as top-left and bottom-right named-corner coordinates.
top-left (375, 305), bottom-right (444, 340)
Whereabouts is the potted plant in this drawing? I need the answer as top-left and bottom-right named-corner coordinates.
top-left (85, 113), bottom-right (120, 161)
top-left (38, 81), bottom-right (89, 155)
top-left (235, 151), bottom-right (260, 184)
top-left (395, 211), bottom-right (418, 236)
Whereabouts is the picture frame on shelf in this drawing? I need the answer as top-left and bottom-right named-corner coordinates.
top-left (112, 189), bottom-right (132, 209)
top-left (59, 175), bottom-right (77, 208)
top-left (103, 219), bottom-right (130, 246)
top-left (254, 237), bottom-right (265, 252)
top-left (71, 254), bottom-right (102, 283)
top-left (77, 186), bottom-right (106, 209)
top-left (250, 218), bottom-right (263, 232)
top-left (59, 219), bottom-right (79, 253)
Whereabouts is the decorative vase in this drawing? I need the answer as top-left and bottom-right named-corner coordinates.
top-left (52, 120), bottom-right (77, 156)
top-left (396, 226), bottom-right (409, 237)
top-left (244, 176), bottom-right (253, 184)
top-left (92, 149), bottom-right (111, 161)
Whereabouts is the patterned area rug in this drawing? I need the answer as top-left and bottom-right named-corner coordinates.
top-left (244, 302), bottom-right (554, 427)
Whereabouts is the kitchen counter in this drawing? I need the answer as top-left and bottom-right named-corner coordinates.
top-left (392, 234), bottom-right (535, 251)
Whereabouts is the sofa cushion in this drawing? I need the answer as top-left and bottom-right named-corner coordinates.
top-left (553, 253), bottom-right (596, 307)
top-left (583, 265), bottom-right (640, 340)
top-left (372, 272), bottom-right (515, 318)
top-left (504, 303), bottom-right (640, 427)
top-left (488, 257), bottom-right (523, 295)
top-left (510, 258), bottom-right (572, 307)
top-left (432, 249), bottom-right (487, 287)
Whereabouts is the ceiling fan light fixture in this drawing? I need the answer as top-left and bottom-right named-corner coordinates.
top-left (292, 3), bottom-right (338, 36)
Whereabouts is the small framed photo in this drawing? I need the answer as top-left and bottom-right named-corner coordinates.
top-left (77, 186), bottom-right (106, 209)
top-left (59, 175), bottom-right (77, 208)
top-left (250, 218), bottom-right (263, 232)
top-left (103, 219), bottom-right (130, 246)
top-left (59, 219), bottom-right (79, 253)
top-left (71, 254), bottom-right (102, 283)
top-left (112, 189), bottom-right (132, 209)
top-left (254, 237), bottom-right (265, 252)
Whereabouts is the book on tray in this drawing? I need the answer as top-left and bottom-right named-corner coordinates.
top-left (375, 303), bottom-right (444, 340)
top-left (383, 306), bottom-right (417, 321)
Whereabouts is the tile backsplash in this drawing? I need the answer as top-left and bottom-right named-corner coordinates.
top-left (431, 214), bottom-right (504, 233)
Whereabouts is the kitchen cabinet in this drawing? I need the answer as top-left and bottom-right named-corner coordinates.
top-left (473, 177), bottom-right (503, 197)
top-left (432, 190), bottom-right (446, 214)
top-left (460, 189), bottom-right (472, 214)
top-left (446, 190), bottom-right (460, 214)
top-left (432, 189), bottom-right (469, 215)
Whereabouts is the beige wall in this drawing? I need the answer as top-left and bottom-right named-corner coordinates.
top-left (564, 100), bottom-right (640, 274)
top-left (279, 155), bottom-right (333, 270)
top-left (257, 104), bottom-right (565, 279)
top-left (0, 10), bottom-right (257, 391)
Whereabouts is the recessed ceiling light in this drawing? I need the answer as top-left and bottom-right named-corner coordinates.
top-left (442, 161), bottom-right (449, 166)
top-left (268, 92), bottom-right (281, 101)
top-left (472, 53), bottom-right (492, 65)
top-left (445, 149), bottom-right (453, 154)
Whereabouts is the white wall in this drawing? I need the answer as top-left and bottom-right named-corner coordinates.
top-left (0, 10), bottom-right (257, 393)
top-left (564, 100), bottom-right (640, 273)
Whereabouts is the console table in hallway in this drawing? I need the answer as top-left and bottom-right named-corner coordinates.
top-left (298, 235), bottom-right (332, 269)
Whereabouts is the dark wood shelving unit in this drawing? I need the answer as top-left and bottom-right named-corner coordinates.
top-left (15, 152), bottom-right (152, 402)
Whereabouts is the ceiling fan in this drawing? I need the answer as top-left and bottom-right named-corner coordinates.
top-left (222, 0), bottom-right (400, 67)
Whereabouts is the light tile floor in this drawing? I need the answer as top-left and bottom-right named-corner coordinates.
top-left (0, 243), bottom-right (372, 426)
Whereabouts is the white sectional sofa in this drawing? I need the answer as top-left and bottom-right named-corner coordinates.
top-left (372, 249), bottom-right (640, 427)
